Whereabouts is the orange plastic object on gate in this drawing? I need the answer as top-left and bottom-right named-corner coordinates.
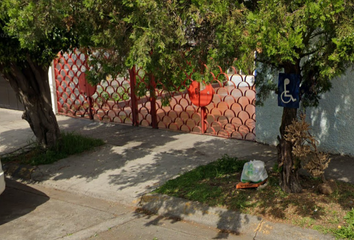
top-left (78, 73), bottom-right (97, 96)
top-left (187, 81), bottom-right (214, 107)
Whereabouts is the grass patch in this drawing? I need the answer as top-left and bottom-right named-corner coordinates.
top-left (333, 208), bottom-right (354, 239)
top-left (155, 154), bottom-right (354, 237)
top-left (1, 131), bottom-right (105, 166)
top-left (155, 154), bottom-right (247, 205)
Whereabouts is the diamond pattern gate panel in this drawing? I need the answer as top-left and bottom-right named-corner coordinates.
top-left (55, 50), bottom-right (136, 124)
top-left (153, 67), bottom-right (256, 141)
top-left (209, 71), bottom-right (256, 140)
top-left (54, 50), bottom-right (90, 118)
top-left (54, 52), bottom-right (256, 141)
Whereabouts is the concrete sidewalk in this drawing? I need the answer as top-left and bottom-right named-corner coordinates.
top-left (1, 108), bottom-right (352, 239)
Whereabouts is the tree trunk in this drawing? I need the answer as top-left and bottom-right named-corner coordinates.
top-left (277, 61), bottom-right (302, 193)
top-left (278, 107), bottom-right (302, 193)
top-left (2, 58), bottom-right (60, 149)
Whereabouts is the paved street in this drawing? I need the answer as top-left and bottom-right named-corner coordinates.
top-left (0, 179), bottom-right (250, 240)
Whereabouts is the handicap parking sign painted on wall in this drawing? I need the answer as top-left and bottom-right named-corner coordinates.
top-left (278, 73), bottom-right (300, 108)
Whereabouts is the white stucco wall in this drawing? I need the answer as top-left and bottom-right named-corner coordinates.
top-left (255, 91), bottom-right (282, 146)
top-left (256, 70), bottom-right (354, 156)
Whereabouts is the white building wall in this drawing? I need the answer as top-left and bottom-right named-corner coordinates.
top-left (256, 70), bottom-right (354, 156)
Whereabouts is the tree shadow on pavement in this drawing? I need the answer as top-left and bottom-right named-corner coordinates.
top-left (135, 192), bottom-right (262, 239)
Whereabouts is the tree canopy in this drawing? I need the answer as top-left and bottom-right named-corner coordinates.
top-left (249, 0), bottom-right (354, 108)
top-left (2, 0), bottom-right (354, 192)
top-left (0, 0), bottom-right (83, 147)
top-left (76, 0), bottom-right (251, 87)
top-left (3, 0), bottom-right (354, 105)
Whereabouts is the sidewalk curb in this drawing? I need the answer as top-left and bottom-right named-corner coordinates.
top-left (139, 193), bottom-right (335, 240)
top-left (139, 193), bottom-right (262, 238)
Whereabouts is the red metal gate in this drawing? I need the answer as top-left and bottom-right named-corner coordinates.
top-left (54, 50), bottom-right (256, 141)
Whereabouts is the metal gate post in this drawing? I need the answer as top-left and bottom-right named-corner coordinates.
top-left (87, 96), bottom-right (94, 120)
top-left (129, 66), bottom-right (139, 126)
top-left (149, 73), bottom-right (158, 129)
top-left (201, 106), bottom-right (206, 133)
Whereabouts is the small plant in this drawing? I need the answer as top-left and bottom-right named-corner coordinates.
top-left (116, 86), bottom-right (130, 101)
top-left (313, 225), bottom-right (331, 234)
top-left (102, 92), bottom-right (109, 101)
top-left (293, 217), bottom-right (315, 228)
top-left (96, 85), bottom-right (129, 103)
top-left (215, 154), bottom-right (246, 175)
top-left (272, 162), bottom-right (282, 173)
top-left (333, 208), bottom-right (354, 239)
top-left (161, 95), bottom-right (170, 107)
top-left (284, 114), bottom-right (331, 182)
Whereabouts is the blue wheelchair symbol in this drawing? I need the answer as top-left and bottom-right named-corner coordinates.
top-left (278, 73), bottom-right (300, 108)
top-left (281, 78), bottom-right (297, 104)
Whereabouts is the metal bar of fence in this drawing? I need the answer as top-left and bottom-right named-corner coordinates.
top-left (129, 66), bottom-right (139, 126)
top-left (201, 106), bottom-right (206, 133)
top-left (88, 96), bottom-right (94, 120)
top-left (149, 73), bottom-right (158, 129)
